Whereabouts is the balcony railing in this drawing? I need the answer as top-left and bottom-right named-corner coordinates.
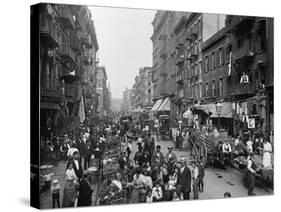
top-left (57, 43), bottom-right (76, 65)
top-left (226, 16), bottom-right (255, 32)
top-left (176, 74), bottom-right (184, 84)
top-left (70, 33), bottom-right (81, 53)
top-left (234, 49), bottom-right (255, 61)
top-left (175, 54), bottom-right (185, 65)
top-left (40, 16), bottom-right (59, 47)
top-left (78, 31), bottom-right (92, 48)
top-left (56, 5), bottom-right (75, 30)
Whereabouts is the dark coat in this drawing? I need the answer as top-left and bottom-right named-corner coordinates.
top-left (83, 145), bottom-right (92, 159)
top-left (177, 166), bottom-right (191, 192)
top-left (77, 179), bottom-right (93, 206)
top-left (118, 157), bottom-right (127, 170)
top-left (69, 158), bottom-right (83, 180)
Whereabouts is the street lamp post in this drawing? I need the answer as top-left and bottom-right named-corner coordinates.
top-left (216, 102), bottom-right (222, 132)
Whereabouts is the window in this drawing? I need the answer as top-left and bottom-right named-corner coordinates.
top-left (225, 45), bottom-right (232, 63)
top-left (205, 56), bottom-right (209, 72)
top-left (148, 89), bottom-right (151, 95)
top-left (219, 48), bottom-right (223, 66)
top-left (211, 52), bottom-right (215, 70)
top-left (237, 38), bottom-right (244, 49)
top-left (199, 82), bottom-right (202, 98)
top-left (198, 62), bottom-right (202, 74)
top-left (212, 80), bottom-right (216, 96)
top-left (219, 78), bottom-right (223, 97)
top-left (205, 83), bottom-right (209, 97)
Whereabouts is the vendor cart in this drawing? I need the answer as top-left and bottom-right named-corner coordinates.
top-left (159, 115), bottom-right (171, 139)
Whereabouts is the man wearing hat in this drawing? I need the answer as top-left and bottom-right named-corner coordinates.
top-left (165, 146), bottom-right (177, 164)
top-left (152, 145), bottom-right (164, 166)
top-left (118, 151), bottom-right (128, 170)
top-left (247, 152), bottom-right (257, 196)
top-left (176, 156), bottom-right (192, 200)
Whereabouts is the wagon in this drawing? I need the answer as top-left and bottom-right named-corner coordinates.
top-left (159, 115), bottom-right (171, 139)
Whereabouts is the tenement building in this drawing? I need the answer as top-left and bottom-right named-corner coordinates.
top-left (131, 67), bottom-right (153, 110)
top-left (96, 66), bottom-right (111, 119)
top-left (151, 11), bottom-right (225, 125)
top-left (224, 16), bottom-right (274, 134)
top-left (39, 4), bottom-right (99, 145)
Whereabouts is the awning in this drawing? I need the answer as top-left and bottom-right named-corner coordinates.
top-left (192, 102), bottom-right (233, 118)
top-left (158, 97), bottom-right (171, 111)
top-left (151, 99), bottom-right (164, 111)
top-left (192, 104), bottom-right (212, 115)
top-left (210, 102), bottom-right (233, 118)
top-left (40, 102), bottom-right (60, 110)
top-left (183, 109), bottom-right (193, 119)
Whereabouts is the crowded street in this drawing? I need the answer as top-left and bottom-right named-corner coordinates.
top-left (39, 120), bottom-right (273, 209)
top-left (37, 3), bottom-right (274, 209)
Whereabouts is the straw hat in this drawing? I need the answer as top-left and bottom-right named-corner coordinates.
top-left (178, 156), bottom-right (187, 163)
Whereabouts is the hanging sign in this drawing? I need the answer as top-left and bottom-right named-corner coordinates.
top-left (248, 118), bottom-right (255, 129)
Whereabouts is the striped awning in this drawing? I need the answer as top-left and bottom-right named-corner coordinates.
top-left (151, 99), bottom-right (164, 111)
top-left (158, 97), bottom-right (171, 111)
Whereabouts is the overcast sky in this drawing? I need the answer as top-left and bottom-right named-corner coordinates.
top-left (90, 6), bottom-right (156, 99)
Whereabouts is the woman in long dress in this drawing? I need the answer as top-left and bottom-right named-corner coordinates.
top-left (62, 179), bottom-right (79, 207)
top-left (262, 140), bottom-right (272, 169)
top-left (130, 167), bottom-right (146, 203)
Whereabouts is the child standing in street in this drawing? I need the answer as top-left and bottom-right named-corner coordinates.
top-left (51, 179), bottom-right (61, 208)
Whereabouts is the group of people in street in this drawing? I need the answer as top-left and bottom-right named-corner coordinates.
top-left (41, 112), bottom-right (274, 208)
top-left (116, 127), bottom-right (205, 203)
top-left (41, 121), bottom-right (123, 208)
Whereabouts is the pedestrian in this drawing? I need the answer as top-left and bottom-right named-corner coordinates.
top-left (42, 170), bottom-right (54, 192)
top-left (222, 140), bottom-right (232, 165)
top-left (51, 179), bottom-right (60, 208)
top-left (82, 143), bottom-right (92, 170)
top-left (67, 143), bottom-right (79, 159)
top-left (152, 145), bottom-right (164, 165)
top-left (152, 180), bottom-right (163, 202)
top-left (126, 139), bottom-right (132, 159)
top-left (130, 167), bottom-right (146, 203)
top-left (65, 162), bottom-right (78, 181)
top-left (118, 151), bottom-right (128, 170)
top-left (192, 161), bottom-right (199, 200)
top-left (146, 189), bottom-right (153, 203)
top-left (77, 170), bottom-right (93, 207)
top-left (62, 179), bottom-right (79, 208)
top-left (165, 146), bottom-right (177, 164)
top-left (247, 152), bottom-right (257, 196)
top-left (175, 156), bottom-right (192, 200)
top-left (134, 146), bottom-right (145, 166)
top-left (198, 158), bottom-right (205, 192)
top-left (68, 151), bottom-right (83, 180)
top-left (262, 139), bottom-right (272, 169)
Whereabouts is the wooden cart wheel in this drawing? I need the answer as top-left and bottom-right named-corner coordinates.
top-left (191, 144), bottom-right (198, 161)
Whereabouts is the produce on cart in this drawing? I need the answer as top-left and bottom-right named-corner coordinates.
top-left (95, 136), bottom-right (129, 205)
